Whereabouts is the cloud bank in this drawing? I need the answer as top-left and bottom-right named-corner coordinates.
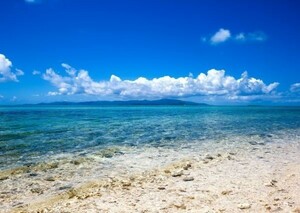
top-left (42, 64), bottom-right (279, 100)
top-left (0, 54), bottom-right (24, 83)
top-left (206, 28), bottom-right (267, 45)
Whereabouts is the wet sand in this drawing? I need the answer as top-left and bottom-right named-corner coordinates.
top-left (1, 136), bottom-right (300, 213)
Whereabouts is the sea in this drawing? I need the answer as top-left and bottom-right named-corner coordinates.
top-left (1, 105), bottom-right (300, 171)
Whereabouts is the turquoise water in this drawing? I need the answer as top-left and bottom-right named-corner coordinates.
top-left (1, 105), bottom-right (300, 170)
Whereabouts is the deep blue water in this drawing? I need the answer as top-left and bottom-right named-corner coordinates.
top-left (0, 105), bottom-right (300, 169)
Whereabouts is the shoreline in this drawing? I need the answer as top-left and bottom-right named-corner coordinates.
top-left (2, 138), bottom-right (300, 213)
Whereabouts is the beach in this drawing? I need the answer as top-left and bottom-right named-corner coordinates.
top-left (1, 134), bottom-right (299, 212)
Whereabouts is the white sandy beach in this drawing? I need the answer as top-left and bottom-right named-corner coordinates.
top-left (1, 135), bottom-right (300, 213)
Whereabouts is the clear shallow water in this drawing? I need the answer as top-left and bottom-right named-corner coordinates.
top-left (1, 105), bottom-right (300, 170)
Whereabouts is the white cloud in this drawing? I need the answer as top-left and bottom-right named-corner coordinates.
top-left (204, 29), bottom-right (267, 45)
top-left (0, 54), bottom-right (24, 83)
top-left (290, 83), bottom-right (300, 93)
top-left (235, 33), bottom-right (246, 41)
top-left (32, 70), bottom-right (41, 75)
top-left (235, 32), bottom-right (267, 42)
top-left (15, 69), bottom-right (24, 76)
top-left (47, 91), bottom-right (59, 96)
top-left (210, 28), bottom-right (231, 44)
top-left (41, 64), bottom-right (279, 101)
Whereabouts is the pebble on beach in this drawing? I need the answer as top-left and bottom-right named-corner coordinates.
top-left (183, 162), bottom-right (192, 170)
top-left (204, 154), bottom-right (214, 160)
top-left (121, 181), bottom-right (132, 187)
top-left (265, 179), bottom-right (277, 187)
top-left (221, 190), bottom-right (232, 195)
top-left (171, 170), bottom-right (184, 177)
top-left (183, 176), bottom-right (194, 181)
top-left (172, 202), bottom-right (187, 210)
top-left (45, 177), bottom-right (56, 181)
top-left (30, 188), bottom-right (43, 194)
top-left (158, 186), bottom-right (166, 190)
top-left (0, 176), bottom-right (9, 181)
top-left (237, 203), bottom-right (251, 209)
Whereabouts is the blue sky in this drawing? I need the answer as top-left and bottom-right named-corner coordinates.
top-left (0, 0), bottom-right (299, 104)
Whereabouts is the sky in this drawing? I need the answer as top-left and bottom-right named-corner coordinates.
top-left (0, 0), bottom-right (299, 104)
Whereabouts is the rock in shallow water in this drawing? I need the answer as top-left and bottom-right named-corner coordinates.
top-left (249, 141), bottom-right (258, 145)
top-left (70, 160), bottom-right (81, 165)
top-left (99, 147), bottom-right (124, 158)
top-left (29, 173), bottom-right (38, 177)
top-left (249, 141), bottom-right (265, 146)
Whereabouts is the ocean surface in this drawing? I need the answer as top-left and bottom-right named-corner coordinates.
top-left (1, 105), bottom-right (300, 171)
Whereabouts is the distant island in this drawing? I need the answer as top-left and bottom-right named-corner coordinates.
top-left (33, 99), bottom-right (207, 106)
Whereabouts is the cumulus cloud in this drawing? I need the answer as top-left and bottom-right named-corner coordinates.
top-left (0, 54), bottom-right (24, 83)
top-left (290, 83), bottom-right (300, 93)
top-left (210, 28), bottom-right (231, 44)
top-left (204, 28), bottom-right (267, 45)
top-left (42, 64), bottom-right (279, 100)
